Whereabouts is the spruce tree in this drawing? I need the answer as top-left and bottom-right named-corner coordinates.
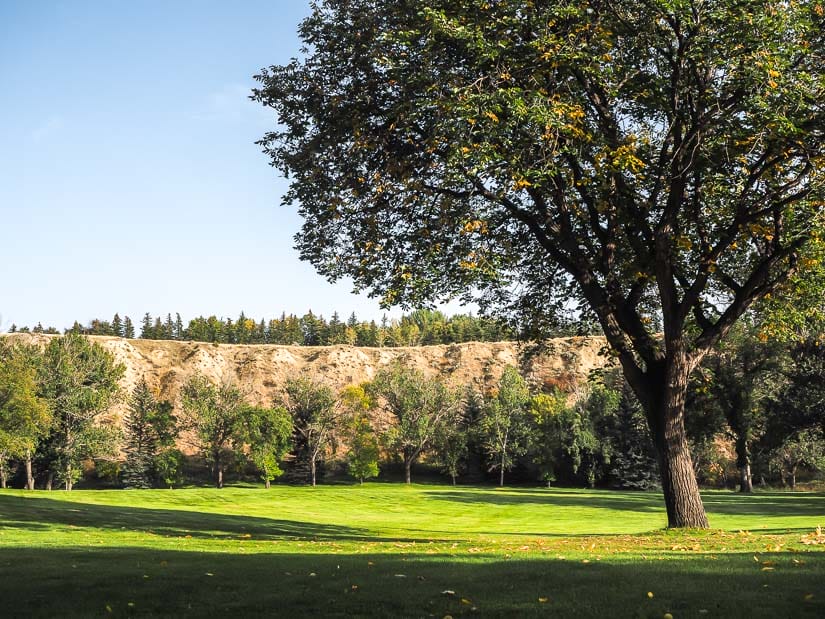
top-left (172, 313), bottom-right (182, 340)
top-left (140, 313), bottom-right (153, 339)
top-left (122, 378), bottom-right (178, 489)
top-left (122, 379), bottom-right (158, 489)
top-left (111, 314), bottom-right (123, 338)
top-left (123, 316), bottom-right (135, 339)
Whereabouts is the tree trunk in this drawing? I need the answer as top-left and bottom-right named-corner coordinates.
top-left (499, 457), bottom-right (505, 487)
top-left (25, 452), bottom-right (34, 490)
top-left (0, 469), bottom-right (6, 489)
top-left (404, 458), bottom-right (411, 484)
top-left (265, 478), bottom-right (271, 489)
top-left (451, 474), bottom-right (456, 486)
top-left (310, 458), bottom-right (317, 487)
top-left (735, 434), bottom-right (753, 493)
top-left (217, 466), bottom-right (223, 489)
top-left (790, 467), bottom-right (796, 490)
top-left (46, 471), bottom-right (54, 491)
top-left (738, 463), bottom-right (753, 493)
top-left (643, 354), bottom-right (709, 529)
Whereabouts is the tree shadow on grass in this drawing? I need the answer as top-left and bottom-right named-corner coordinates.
top-left (0, 546), bottom-right (822, 618)
top-left (424, 488), bottom-right (665, 513)
top-left (425, 488), bottom-right (825, 521)
top-left (700, 491), bottom-right (825, 517)
top-left (0, 494), bottom-right (432, 543)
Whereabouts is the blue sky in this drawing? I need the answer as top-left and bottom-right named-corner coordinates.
top-left (0, 1), bottom-right (467, 330)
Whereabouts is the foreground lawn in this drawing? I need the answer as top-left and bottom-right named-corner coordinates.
top-left (0, 485), bottom-right (823, 617)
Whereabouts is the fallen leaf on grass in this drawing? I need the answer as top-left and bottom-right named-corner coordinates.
top-left (442, 590), bottom-right (455, 596)
top-left (800, 526), bottom-right (825, 545)
top-left (538, 597), bottom-right (549, 603)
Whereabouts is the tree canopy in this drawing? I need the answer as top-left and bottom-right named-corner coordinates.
top-left (254, 0), bottom-right (825, 527)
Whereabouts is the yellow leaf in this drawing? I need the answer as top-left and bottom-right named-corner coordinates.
top-left (538, 597), bottom-right (549, 603)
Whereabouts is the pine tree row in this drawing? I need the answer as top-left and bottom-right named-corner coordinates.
top-left (10, 308), bottom-right (516, 346)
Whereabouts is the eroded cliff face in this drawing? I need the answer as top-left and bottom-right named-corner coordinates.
top-left (2, 334), bottom-right (611, 414)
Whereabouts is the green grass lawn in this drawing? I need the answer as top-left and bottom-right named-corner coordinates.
top-left (1, 485), bottom-right (823, 617)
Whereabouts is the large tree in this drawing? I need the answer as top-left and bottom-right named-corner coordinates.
top-left (278, 376), bottom-right (339, 486)
top-left (180, 375), bottom-right (246, 489)
top-left (370, 363), bottom-right (462, 484)
top-left (38, 334), bottom-right (123, 490)
top-left (254, 0), bottom-right (825, 527)
top-left (0, 342), bottom-right (51, 489)
top-left (478, 366), bottom-right (532, 486)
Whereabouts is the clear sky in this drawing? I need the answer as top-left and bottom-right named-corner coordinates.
top-left (0, 1), bottom-right (467, 331)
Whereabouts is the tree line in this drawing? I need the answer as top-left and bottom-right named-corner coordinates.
top-left (6, 308), bottom-right (529, 347)
top-left (1, 328), bottom-right (822, 491)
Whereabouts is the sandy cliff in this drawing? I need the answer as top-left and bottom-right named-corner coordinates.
top-left (2, 334), bottom-right (611, 411)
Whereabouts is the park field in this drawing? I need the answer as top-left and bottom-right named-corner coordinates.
top-left (0, 485), bottom-right (823, 617)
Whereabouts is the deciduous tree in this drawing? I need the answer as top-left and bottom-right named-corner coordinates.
top-left (240, 405), bottom-right (293, 488)
top-left (254, 0), bottom-right (825, 526)
top-left (180, 375), bottom-right (246, 488)
top-left (278, 376), bottom-right (339, 486)
top-left (38, 334), bottom-right (123, 490)
top-left (479, 366), bottom-right (532, 486)
top-left (0, 342), bottom-right (51, 489)
top-left (370, 363), bottom-right (462, 484)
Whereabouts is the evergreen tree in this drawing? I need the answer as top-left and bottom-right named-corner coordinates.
top-left (111, 314), bottom-right (123, 338)
top-left (174, 313), bottom-right (184, 341)
top-left (122, 378), bottom-right (178, 489)
top-left (123, 316), bottom-right (135, 339)
top-left (140, 313), bottom-right (153, 339)
top-left (153, 317), bottom-right (164, 340)
top-left (164, 314), bottom-right (174, 340)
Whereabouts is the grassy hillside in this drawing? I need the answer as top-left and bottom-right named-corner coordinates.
top-left (1, 485), bottom-right (823, 617)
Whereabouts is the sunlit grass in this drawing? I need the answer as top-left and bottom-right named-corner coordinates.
top-left (1, 485), bottom-right (823, 616)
